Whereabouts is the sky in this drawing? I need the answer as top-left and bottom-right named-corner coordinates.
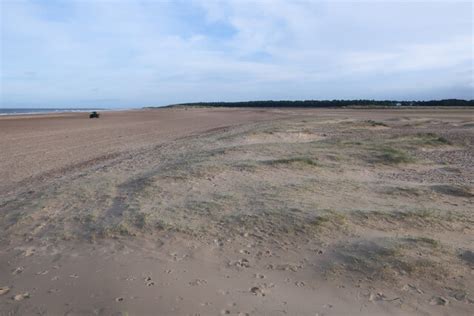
top-left (0, 0), bottom-right (473, 108)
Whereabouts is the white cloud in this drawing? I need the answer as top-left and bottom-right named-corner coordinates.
top-left (340, 35), bottom-right (473, 74)
top-left (1, 0), bottom-right (472, 107)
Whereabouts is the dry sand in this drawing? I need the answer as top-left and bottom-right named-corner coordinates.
top-left (0, 107), bottom-right (473, 315)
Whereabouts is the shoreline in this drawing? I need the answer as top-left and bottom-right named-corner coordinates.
top-left (3, 105), bottom-right (473, 118)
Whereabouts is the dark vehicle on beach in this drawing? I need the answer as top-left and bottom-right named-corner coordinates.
top-left (89, 111), bottom-right (100, 118)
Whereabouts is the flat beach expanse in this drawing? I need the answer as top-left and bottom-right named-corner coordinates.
top-left (0, 108), bottom-right (286, 192)
top-left (1, 107), bottom-right (473, 315)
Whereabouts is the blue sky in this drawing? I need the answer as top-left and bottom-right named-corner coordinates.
top-left (1, 0), bottom-right (472, 108)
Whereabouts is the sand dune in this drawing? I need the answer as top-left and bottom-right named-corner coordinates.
top-left (1, 108), bottom-right (473, 315)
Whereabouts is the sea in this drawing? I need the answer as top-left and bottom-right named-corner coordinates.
top-left (0, 108), bottom-right (108, 116)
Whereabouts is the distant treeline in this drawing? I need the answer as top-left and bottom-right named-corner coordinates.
top-left (164, 99), bottom-right (473, 108)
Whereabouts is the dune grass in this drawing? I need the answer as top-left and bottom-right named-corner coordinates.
top-left (369, 146), bottom-right (413, 164)
top-left (366, 120), bottom-right (388, 127)
top-left (262, 157), bottom-right (319, 167)
top-left (431, 184), bottom-right (472, 197)
top-left (331, 237), bottom-right (448, 282)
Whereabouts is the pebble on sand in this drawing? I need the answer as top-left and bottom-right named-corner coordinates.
top-left (429, 296), bottom-right (449, 306)
top-left (250, 286), bottom-right (265, 297)
top-left (12, 292), bottom-right (30, 301)
top-left (0, 287), bottom-right (10, 296)
top-left (12, 267), bottom-right (24, 275)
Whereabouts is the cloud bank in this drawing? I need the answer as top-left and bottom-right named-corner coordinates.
top-left (1, 0), bottom-right (472, 107)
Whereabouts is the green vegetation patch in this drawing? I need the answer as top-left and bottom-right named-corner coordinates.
top-left (403, 236), bottom-right (440, 248)
top-left (350, 208), bottom-right (473, 232)
top-left (369, 146), bottom-right (413, 165)
top-left (381, 186), bottom-right (421, 196)
top-left (413, 133), bottom-right (451, 146)
top-left (132, 212), bottom-right (150, 229)
top-left (431, 184), bottom-right (473, 197)
top-left (459, 250), bottom-right (474, 267)
top-left (219, 209), bottom-right (345, 238)
top-left (331, 237), bottom-right (448, 282)
top-left (262, 157), bottom-right (319, 167)
top-left (389, 132), bottom-right (451, 148)
top-left (328, 140), bottom-right (413, 165)
top-left (352, 209), bottom-right (438, 224)
top-left (366, 120), bottom-right (388, 127)
top-left (91, 222), bottom-right (135, 238)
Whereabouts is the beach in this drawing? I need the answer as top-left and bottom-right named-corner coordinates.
top-left (0, 108), bottom-right (289, 192)
top-left (1, 107), bottom-right (473, 315)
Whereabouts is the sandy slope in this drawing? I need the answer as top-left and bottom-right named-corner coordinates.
top-left (0, 108), bottom-right (473, 315)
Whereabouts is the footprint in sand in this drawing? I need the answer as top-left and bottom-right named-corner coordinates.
top-left (276, 263), bottom-right (303, 272)
top-left (401, 284), bottom-right (424, 294)
top-left (47, 289), bottom-right (60, 294)
top-left (256, 250), bottom-right (273, 258)
top-left (251, 282), bottom-right (275, 296)
top-left (24, 248), bottom-right (36, 257)
top-left (214, 239), bottom-right (224, 247)
top-left (12, 267), bottom-right (24, 275)
top-left (239, 249), bottom-right (251, 255)
top-left (250, 286), bottom-right (265, 297)
top-left (170, 252), bottom-right (188, 262)
top-left (429, 296), bottom-right (449, 306)
top-left (144, 276), bottom-right (154, 286)
top-left (368, 292), bottom-right (391, 302)
top-left (265, 264), bottom-right (274, 270)
top-left (189, 279), bottom-right (207, 286)
top-left (233, 258), bottom-right (250, 268)
top-left (36, 270), bottom-right (49, 275)
top-left (0, 287), bottom-right (10, 296)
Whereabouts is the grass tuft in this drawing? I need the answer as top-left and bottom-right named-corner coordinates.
top-left (366, 120), bottom-right (388, 127)
top-left (414, 133), bottom-right (451, 146)
top-left (370, 147), bottom-right (412, 164)
top-left (403, 236), bottom-right (440, 248)
top-left (132, 212), bottom-right (150, 229)
top-left (431, 185), bottom-right (473, 197)
top-left (331, 237), bottom-right (447, 282)
top-left (262, 157), bottom-right (319, 167)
